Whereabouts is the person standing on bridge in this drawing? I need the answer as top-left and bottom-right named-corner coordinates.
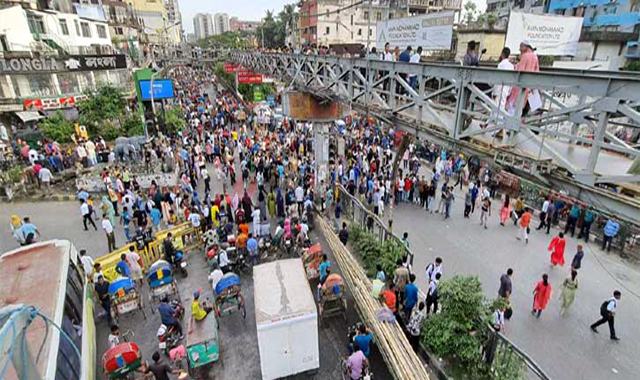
top-left (506, 40), bottom-right (540, 116)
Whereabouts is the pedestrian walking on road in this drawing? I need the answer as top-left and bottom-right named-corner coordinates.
top-left (516, 207), bottom-right (531, 244)
top-left (532, 274), bottom-right (551, 318)
top-left (426, 273), bottom-right (441, 314)
top-left (498, 268), bottom-right (513, 302)
top-left (548, 232), bottom-right (566, 267)
top-left (590, 290), bottom-right (621, 341)
top-left (80, 199), bottom-right (97, 231)
top-left (425, 257), bottom-right (443, 282)
top-left (407, 302), bottom-right (426, 351)
top-left (578, 207), bottom-right (594, 242)
top-left (536, 196), bottom-right (550, 230)
top-left (559, 269), bottom-right (578, 316)
top-left (499, 194), bottom-right (511, 226)
top-left (480, 196), bottom-right (491, 229)
top-left (571, 245), bottom-right (585, 271)
top-left (102, 214), bottom-right (116, 252)
top-left (564, 203), bottom-right (581, 237)
top-left (602, 218), bottom-right (619, 252)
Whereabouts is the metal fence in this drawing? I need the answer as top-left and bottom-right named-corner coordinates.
top-left (334, 183), bottom-right (554, 380)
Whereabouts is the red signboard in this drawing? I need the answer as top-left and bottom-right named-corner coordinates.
top-left (224, 62), bottom-right (238, 73)
top-left (59, 96), bottom-right (76, 107)
top-left (238, 74), bottom-right (263, 84)
top-left (23, 99), bottom-right (43, 110)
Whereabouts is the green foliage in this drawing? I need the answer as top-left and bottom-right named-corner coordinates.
top-left (78, 84), bottom-right (126, 135)
top-left (5, 166), bottom-right (24, 183)
top-left (200, 31), bottom-right (253, 49)
top-left (491, 344), bottom-right (527, 380)
top-left (99, 120), bottom-right (123, 141)
top-left (162, 106), bottom-right (185, 134)
top-left (623, 60), bottom-right (640, 72)
top-left (39, 110), bottom-right (75, 143)
top-left (123, 113), bottom-right (143, 136)
top-left (255, 5), bottom-right (296, 48)
top-left (486, 13), bottom-right (498, 29)
top-left (462, 1), bottom-right (478, 25)
top-left (348, 224), bottom-right (405, 278)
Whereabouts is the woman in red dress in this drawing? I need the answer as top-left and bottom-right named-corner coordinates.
top-left (548, 232), bottom-right (566, 267)
top-left (532, 274), bottom-right (552, 319)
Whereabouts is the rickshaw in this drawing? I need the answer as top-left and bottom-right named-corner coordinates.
top-left (185, 298), bottom-right (220, 376)
top-left (214, 273), bottom-right (246, 319)
top-left (318, 273), bottom-right (348, 324)
top-left (109, 276), bottom-right (146, 323)
top-left (301, 243), bottom-right (323, 281)
top-left (103, 342), bottom-right (142, 380)
top-left (147, 260), bottom-right (181, 313)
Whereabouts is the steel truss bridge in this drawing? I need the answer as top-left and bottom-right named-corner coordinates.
top-left (170, 50), bottom-right (640, 223)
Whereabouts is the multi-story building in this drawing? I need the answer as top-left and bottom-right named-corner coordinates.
top-left (128, 0), bottom-right (167, 45)
top-left (163, 0), bottom-right (181, 44)
top-left (213, 12), bottom-right (230, 35)
top-left (300, 0), bottom-right (318, 45)
top-left (101, 0), bottom-right (142, 60)
top-left (229, 17), bottom-right (262, 33)
top-left (0, 4), bottom-right (131, 120)
top-left (486, 0), bottom-right (547, 28)
top-left (193, 13), bottom-right (214, 40)
top-left (185, 33), bottom-right (196, 44)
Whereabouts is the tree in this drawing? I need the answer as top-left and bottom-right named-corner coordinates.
top-left (39, 111), bottom-right (75, 143)
top-left (77, 84), bottom-right (126, 136)
top-left (463, 1), bottom-right (479, 26)
top-left (486, 13), bottom-right (498, 29)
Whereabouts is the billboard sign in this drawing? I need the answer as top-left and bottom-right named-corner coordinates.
top-left (505, 12), bottom-right (583, 56)
top-left (238, 69), bottom-right (263, 84)
top-left (139, 79), bottom-right (175, 100)
top-left (376, 12), bottom-right (454, 51)
top-left (254, 87), bottom-right (264, 102)
top-left (224, 62), bottom-right (239, 73)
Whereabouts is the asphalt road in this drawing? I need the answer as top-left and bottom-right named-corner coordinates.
top-left (388, 189), bottom-right (639, 380)
top-left (0, 161), bottom-right (393, 380)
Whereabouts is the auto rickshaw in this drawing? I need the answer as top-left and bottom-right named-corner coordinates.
top-left (214, 273), bottom-right (246, 319)
top-left (147, 260), bottom-right (180, 313)
top-left (102, 342), bottom-right (142, 380)
top-left (109, 276), bottom-right (146, 324)
top-left (318, 273), bottom-right (347, 324)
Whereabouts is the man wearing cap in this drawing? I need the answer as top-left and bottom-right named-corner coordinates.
top-left (189, 290), bottom-right (213, 332)
top-left (506, 40), bottom-right (540, 115)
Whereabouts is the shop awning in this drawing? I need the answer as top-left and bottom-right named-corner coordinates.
top-left (15, 111), bottom-right (44, 123)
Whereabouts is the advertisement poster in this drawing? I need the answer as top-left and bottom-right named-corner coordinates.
top-left (376, 12), bottom-right (454, 51)
top-left (505, 12), bottom-right (583, 56)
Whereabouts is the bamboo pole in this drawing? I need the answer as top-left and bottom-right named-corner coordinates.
top-left (317, 215), bottom-right (430, 380)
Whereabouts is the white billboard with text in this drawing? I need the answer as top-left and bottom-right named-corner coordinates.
top-left (505, 12), bottom-right (583, 56)
top-left (376, 12), bottom-right (454, 51)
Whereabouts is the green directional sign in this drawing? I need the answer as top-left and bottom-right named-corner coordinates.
top-left (253, 86), bottom-right (263, 102)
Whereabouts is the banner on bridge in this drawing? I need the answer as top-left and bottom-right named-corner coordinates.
top-left (238, 68), bottom-right (263, 84)
top-left (505, 12), bottom-right (583, 56)
top-left (376, 11), bottom-right (454, 51)
top-left (224, 62), bottom-right (238, 73)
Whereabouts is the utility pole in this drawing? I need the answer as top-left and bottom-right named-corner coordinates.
top-left (366, 0), bottom-right (372, 52)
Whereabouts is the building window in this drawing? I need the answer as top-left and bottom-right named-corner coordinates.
top-left (115, 27), bottom-right (124, 35)
top-left (364, 11), bottom-right (369, 20)
top-left (80, 22), bottom-right (91, 37)
top-left (28, 75), bottom-right (57, 97)
top-left (351, 15), bottom-right (353, 25)
top-left (27, 14), bottom-right (46, 35)
top-left (326, 10), bottom-right (329, 18)
top-left (325, 26), bottom-right (330, 35)
top-left (74, 20), bottom-right (81, 36)
top-left (59, 19), bottom-right (69, 35)
top-left (369, 29), bottom-right (372, 36)
top-left (377, 12), bottom-right (382, 21)
top-left (97, 24), bottom-right (107, 38)
top-left (358, 28), bottom-right (362, 36)
top-left (389, 13), bottom-right (394, 19)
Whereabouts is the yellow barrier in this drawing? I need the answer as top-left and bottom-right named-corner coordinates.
top-left (94, 222), bottom-right (204, 282)
top-left (95, 243), bottom-right (147, 282)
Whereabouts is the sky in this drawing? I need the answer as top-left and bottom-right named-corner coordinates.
top-left (178, 0), bottom-right (487, 33)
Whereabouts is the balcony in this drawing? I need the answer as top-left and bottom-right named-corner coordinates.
top-left (626, 41), bottom-right (640, 59)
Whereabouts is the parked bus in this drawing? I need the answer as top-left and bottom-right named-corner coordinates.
top-left (0, 240), bottom-right (96, 380)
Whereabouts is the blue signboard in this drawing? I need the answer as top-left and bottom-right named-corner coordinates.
top-left (267, 94), bottom-right (276, 106)
top-left (139, 79), bottom-right (174, 100)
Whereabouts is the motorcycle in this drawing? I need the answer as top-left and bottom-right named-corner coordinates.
top-left (283, 235), bottom-right (294, 256)
top-left (230, 248), bottom-right (251, 274)
top-left (258, 235), bottom-right (272, 260)
top-left (157, 300), bottom-right (184, 355)
top-left (174, 251), bottom-right (188, 277)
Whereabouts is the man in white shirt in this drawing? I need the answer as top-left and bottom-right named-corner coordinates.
top-left (493, 47), bottom-right (515, 132)
top-left (537, 196), bottom-right (551, 231)
top-left (80, 249), bottom-right (95, 278)
top-left (409, 46), bottom-right (422, 90)
top-left (188, 209), bottom-right (201, 228)
top-left (295, 185), bottom-right (304, 215)
top-left (208, 263), bottom-right (224, 291)
top-left (425, 257), bottom-right (443, 282)
top-left (102, 214), bottom-right (116, 252)
top-left (591, 290), bottom-right (621, 340)
top-left (38, 167), bottom-right (53, 194)
top-left (80, 199), bottom-right (97, 231)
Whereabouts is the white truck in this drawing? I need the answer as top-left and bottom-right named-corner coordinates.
top-left (253, 258), bottom-right (319, 380)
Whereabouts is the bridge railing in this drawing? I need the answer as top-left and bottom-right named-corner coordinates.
top-left (228, 51), bottom-right (640, 188)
